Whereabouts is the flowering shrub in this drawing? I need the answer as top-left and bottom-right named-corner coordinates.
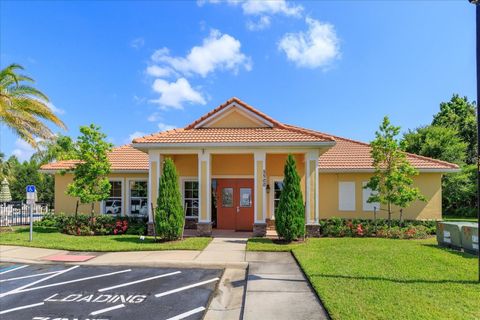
top-left (35, 213), bottom-right (147, 236)
top-left (318, 218), bottom-right (435, 239)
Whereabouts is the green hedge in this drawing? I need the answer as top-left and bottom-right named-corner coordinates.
top-left (34, 213), bottom-right (147, 236)
top-left (319, 218), bottom-right (436, 239)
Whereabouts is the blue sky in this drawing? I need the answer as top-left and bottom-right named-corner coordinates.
top-left (0, 0), bottom-right (476, 161)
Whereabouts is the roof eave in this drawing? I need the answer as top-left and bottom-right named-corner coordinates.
top-left (318, 168), bottom-right (460, 173)
top-left (39, 169), bottom-right (149, 174)
top-left (131, 141), bottom-right (336, 149)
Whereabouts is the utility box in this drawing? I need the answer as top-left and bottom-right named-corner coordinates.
top-left (436, 222), bottom-right (468, 250)
top-left (461, 224), bottom-right (479, 254)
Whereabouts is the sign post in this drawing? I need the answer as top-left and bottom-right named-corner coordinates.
top-left (26, 185), bottom-right (36, 242)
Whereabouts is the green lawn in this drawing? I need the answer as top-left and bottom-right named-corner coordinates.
top-left (248, 237), bottom-right (479, 320)
top-left (443, 215), bottom-right (478, 222)
top-left (0, 227), bottom-right (211, 251)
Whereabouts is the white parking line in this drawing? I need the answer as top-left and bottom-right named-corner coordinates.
top-left (0, 302), bottom-right (44, 315)
top-left (98, 271), bottom-right (181, 292)
top-left (0, 266), bottom-right (79, 298)
top-left (89, 303), bottom-right (125, 315)
top-left (0, 265), bottom-right (28, 275)
top-left (155, 277), bottom-right (220, 298)
top-left (4, 268), bottom-right (131, 296)
top-left (166, 306), bottom-right (206, 320)
top-left (0, 271), bottom-right (61, 282)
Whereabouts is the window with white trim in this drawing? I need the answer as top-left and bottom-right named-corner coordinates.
top-left (273, 180), bottom-right (284, 214)
top-left (362, 182), bottom-right (379, 211)
top-left (183, 180), bottom-right (199, 218)
top-left (129, 180), bottom-right (148, 216)
top-left (104, 181), bottom-right (122, 215)
top-left (339, 181), bottom-right (356, 211)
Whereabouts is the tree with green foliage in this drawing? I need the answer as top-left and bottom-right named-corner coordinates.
top-left (66, 124), bottom-right (112, 216)
top-left (275, 154), bottom-right (305, 242)
top-left (32, 135), bottom-right (77, 165)
top-left (366, 117), bottom-right (425, 224)
top-left (401, 94), bottom-right (477, 217)
top-left (0, 64), bottom-right (66, 148)
top-left (431, 94), bottom-right (477, 165)
top-left (403, 126), bottom-right (467, 165)
top-left (155, 158), bottom-right (184, 240)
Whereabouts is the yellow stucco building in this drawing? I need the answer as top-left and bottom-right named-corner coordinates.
top-left (41, 98), bottom-right (459, 237)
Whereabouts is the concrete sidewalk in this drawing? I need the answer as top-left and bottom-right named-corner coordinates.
top-left (244, 252), bottom-right (330, 320)
top-left (1, 240), bottom-right (330, 320)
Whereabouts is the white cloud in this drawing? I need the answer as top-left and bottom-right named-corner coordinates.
top-left (133, 95), bottom-right (146, 105)
top-left (246, 16), bottom-right (271, 31)
top-left (278, 17), bottom-right (340, 69)
top-left (146, 65), bottom-right (172, 77)
top-left (199, 0), bottom-right (302, 30)
top-left (131, 37), bottom-right (145, 49)
top-left (47, 102), bottom-right (65, 115)
top-left (157, 122), bottom-right (176, 132)
top-left (125, 131), bottom-right (146, 144)
top-left (147, 112), bottom-right (162, 122)
top-left (11, 139), bottom-right (36, 162)
top-left (242, 0), bottom-right (302, 17)
top-left (151, 29), bottom-right (251, 78)
top-left (150, 78), bottom-right (206, 109)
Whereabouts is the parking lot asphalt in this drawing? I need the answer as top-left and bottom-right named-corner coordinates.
top-left (0, 263), bottom-right (222, 320)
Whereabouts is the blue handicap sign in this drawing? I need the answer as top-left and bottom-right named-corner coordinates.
top-left (26, 185), bottom-right (36, 193)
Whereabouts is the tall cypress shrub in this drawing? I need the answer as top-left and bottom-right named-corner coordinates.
top-left (156, 158), bottom-right (184, 240)
top-left (275, 154), bottom-right (305, 242)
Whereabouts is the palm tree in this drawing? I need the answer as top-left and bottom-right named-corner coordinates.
top-left (0, 63), bottom-right (66, 148)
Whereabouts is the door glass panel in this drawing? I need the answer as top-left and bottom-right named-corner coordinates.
top-left (222, 188), bottom-right (233, 207)
top-left (239, 188), bottom-right (252, 207)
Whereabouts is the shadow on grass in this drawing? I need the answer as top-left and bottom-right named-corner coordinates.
top-left (11, 226), bottom-right (58, 234)
top-left (249, 238), bottom-right (302, 246)
top-left (422, 244), bottom-right (477, 259)
top-left (308, 273), bottom-right (479, 285)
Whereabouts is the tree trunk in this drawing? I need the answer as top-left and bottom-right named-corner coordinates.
top-left (399, 208), bottom-right (403, 227)
top-left (91, 202), bottom-right (95, 217)
top-left (75, 200), bottom-right (79, 220)
top-left (388, 202), bottom-right (392, 228)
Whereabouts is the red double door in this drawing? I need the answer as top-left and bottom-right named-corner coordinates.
top-left (216, 179), bottom-right (254, 231)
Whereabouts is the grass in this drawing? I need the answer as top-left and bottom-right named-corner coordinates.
top-left (0, 227), bottom-right (211, 251)
top-left (247, 237), bottom-right (479, 320)
top-left (443, 215), bottom-right (478, 222)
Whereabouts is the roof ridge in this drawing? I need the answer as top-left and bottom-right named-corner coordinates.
top-left (282, 124), bottom-right (335, 142)
top-left (285, 124), bottom-right (458, 169)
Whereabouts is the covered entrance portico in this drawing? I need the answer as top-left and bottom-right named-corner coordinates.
top-left (131, 98), bottom-right (336, 237)
top-left (142, 149), bottom-right (325, 237)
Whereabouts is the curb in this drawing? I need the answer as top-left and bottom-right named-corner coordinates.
top-left (0, 257), bottom-right (248, 270)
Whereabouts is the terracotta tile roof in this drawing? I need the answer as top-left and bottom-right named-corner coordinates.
top-left (133, 97), bottom-right (334, 144)
top-left (132, 127), bottom-right (334, 144)
top-left (40, 145), bottom-right (148, 172)
top-left (284, 125), bottom-right (459, 171)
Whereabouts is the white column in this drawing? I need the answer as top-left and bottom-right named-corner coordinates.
top-left (147, 151), bottom-right (161, 224)
top-left (198, 151), bottom-right (211, 223)
top-left (254, 151), bottom-right (267, 224)
top-left (305, 150), bottom-right (320, 224)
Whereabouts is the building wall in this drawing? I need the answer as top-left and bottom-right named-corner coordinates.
top-left (318, 172), bottom-right (442, 220)
top-left (206, 109), bottom-right (268, 128)
top-left (266, 153), bottom-right (305, 219)
top-left (54, 172), bottom-right (148, 215)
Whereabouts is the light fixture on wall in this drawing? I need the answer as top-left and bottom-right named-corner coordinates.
top-left (266, 184), bottom-right (271, 194)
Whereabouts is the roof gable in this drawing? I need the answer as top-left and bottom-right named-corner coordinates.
top-left (185, 97), bottom-right (283, 129)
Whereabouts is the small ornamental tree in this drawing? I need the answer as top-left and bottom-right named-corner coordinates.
top-left (275, 154), bottom-right (305, 242)
top-left (155, 158), bottom-right (184, 240)
top-left (365, 117), bottom-right (425, 225)
top-left (66, 124), bottom-right (112, 217)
